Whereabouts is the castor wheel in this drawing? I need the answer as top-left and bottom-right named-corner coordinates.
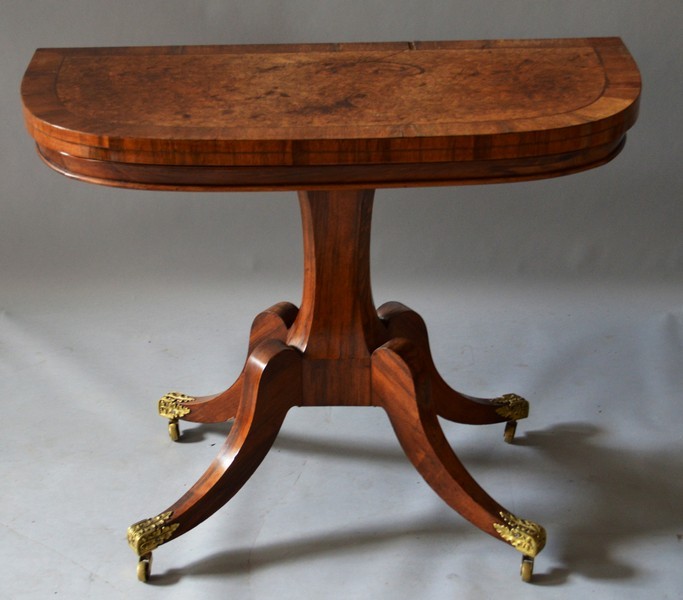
top-left (520, 555), bottom-right (534, 583)
top-left (503, 420), bottom-right (517, 444)
top-left (137, 553), bottom-right (152, 582)
top-left (168, 419), bottom-right (180, 442)
top-left (158, 392), bottom-right (194, 441)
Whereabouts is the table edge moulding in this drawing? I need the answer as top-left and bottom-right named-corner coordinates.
top-left (20, 37), bottom-right (641, 584)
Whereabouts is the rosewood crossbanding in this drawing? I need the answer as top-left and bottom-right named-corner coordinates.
top-left (21, 38), bottom-right (641, 584)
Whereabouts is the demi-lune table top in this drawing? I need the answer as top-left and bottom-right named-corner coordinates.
top-left (21, 38), bottom-right (640, 190)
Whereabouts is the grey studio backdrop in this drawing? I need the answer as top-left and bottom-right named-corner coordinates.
top-left (1, 2), bottom-right (682, 599)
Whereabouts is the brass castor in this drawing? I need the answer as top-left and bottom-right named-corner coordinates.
top-left (159, 392), bottom-right (194, 441)
top-left (503, 420), bottom-right (517, 444)
top-left (168, 419), bottom-right (180, 442)
top-left (520, 555), bottom-right (534, 583)
top-left (137, 553), bottom-right (152, 582)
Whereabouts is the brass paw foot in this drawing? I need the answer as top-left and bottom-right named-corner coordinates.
top-left (493, 510), bottom-right (546, 557)
top-left (158, 392), bottom-right (195, 441)
top-left (127, 511), bottom-right (179, 582)
top-left (493, 510), bottom-right (545, 582)
top-left (492, 394), bottom-right (529, 443)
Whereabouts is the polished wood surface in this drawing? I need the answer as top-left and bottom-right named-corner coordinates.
top-left (21, 39), bottom-right (640, 582)
top-left (22, 38), bottom-right (640, 190)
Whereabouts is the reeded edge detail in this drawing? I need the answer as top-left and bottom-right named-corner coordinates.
top-left (158, 391), bottom-right (195, 419)
top-left (492, 393), bottom-right (529, 421)
top-left (127, 511), bottom-right (180, 556)
top-left (493, 511), bottom-right (546, 558)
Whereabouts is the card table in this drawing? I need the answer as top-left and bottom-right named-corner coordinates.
top-left (21, 38), bottom-right (640, 583)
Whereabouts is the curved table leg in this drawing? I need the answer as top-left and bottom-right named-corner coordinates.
top-left (158, 302), bottom-right (299, 440)
top-left (128, 338), bottom-right (303, 581)
top-left (377, 301), bottom-right (529, 441)
top-left (371, 338), bottom-right (545, 581)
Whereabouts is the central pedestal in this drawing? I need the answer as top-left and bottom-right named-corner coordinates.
top-left (288, 189), bottom-right (386, 406)
top-left (128, 189), bottom-right (545, 583)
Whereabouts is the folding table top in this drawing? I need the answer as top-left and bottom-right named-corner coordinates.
top-left (21, 38), bottom-right (640, 190)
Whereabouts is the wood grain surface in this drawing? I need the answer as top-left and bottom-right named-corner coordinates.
top-left (21, 38), bottom-right (640, 190)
